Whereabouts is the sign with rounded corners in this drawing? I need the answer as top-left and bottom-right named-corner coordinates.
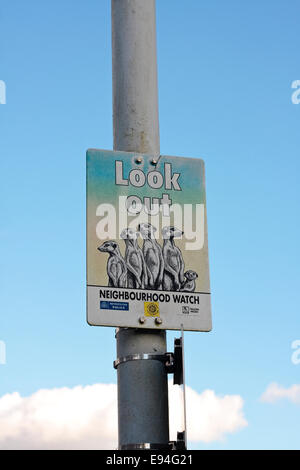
top-left (86, 149), bottom-right (212, 331)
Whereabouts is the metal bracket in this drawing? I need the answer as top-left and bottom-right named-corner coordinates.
top-left (113, 341), bottom-right (182, 385)
top-left (120, 433), bottom-right (186, 450)
top-left (169, 431), bottom-right (186, 451)
top-left (120, 443), bottom-right (174, 450)
top-left (113, 353), bottom-right (172, 370)
top-left (166, 337), bottom-right (184, 385)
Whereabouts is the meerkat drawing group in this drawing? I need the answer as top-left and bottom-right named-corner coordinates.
top-left (98, 223), bottom-right (198, 293)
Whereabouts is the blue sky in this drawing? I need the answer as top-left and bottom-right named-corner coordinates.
top-left (0, 0), bottom-right (299, 450)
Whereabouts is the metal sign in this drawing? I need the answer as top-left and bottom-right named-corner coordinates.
top-left (86, 149), bottom-right (212, 331)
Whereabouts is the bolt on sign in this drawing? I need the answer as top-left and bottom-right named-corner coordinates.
top-left (86, 149), bottom-right (212, 331)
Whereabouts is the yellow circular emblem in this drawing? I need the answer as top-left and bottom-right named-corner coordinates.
top-left (145, 302), bottom-right (159, 317)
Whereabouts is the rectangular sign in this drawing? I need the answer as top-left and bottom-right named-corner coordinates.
top-left (86, 149), bottom-right (212, 331)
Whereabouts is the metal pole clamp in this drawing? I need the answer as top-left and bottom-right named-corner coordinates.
top-left (113, 353), bottom-right (174, 370)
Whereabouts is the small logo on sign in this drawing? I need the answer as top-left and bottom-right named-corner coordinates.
top-left (182, 306), bottom-right (190, 314)
top-left (100, 301), bottom-right (129, 311)
top-left (144, 302), bottom-right (160, 317)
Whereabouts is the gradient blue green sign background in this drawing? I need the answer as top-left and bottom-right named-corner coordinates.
top-left (87, 149), bottom-right (210, 292)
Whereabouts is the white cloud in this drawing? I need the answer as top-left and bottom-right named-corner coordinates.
top-left (260, 383), bottom-right (300, 405)
top-left (0, 383), bottom-right (247, 450)
top-left (0, 384), bottom-right (117, 450)
top-left (170, 384), bottom-right (247, 443)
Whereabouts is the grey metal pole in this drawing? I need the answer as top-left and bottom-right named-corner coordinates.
top-left (111, 0), bottom-right (170, 449)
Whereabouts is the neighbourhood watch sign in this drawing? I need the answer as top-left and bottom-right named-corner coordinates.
top-left (86, 149), bottom-right (212, 331)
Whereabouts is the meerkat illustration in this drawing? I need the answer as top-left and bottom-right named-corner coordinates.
top-left (137, 223), bottom-right (164, 290)
top-left (120, 228), bottom-right (148, 289)
top-left (180, 270), bottom-right (198, 292)
top-left (98, 241), bottom-right (127, 288)
top-left (161, 226), bottom-right (185, 291)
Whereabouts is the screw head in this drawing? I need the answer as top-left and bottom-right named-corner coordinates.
top-left (151, 159), bottom-right (157, 165)
top-left (155, 318), bottom-right (162, 325)
top-left (139, 316), bottom-right (146, 324)
top-left (135, 157), bottom-right (142, 164)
